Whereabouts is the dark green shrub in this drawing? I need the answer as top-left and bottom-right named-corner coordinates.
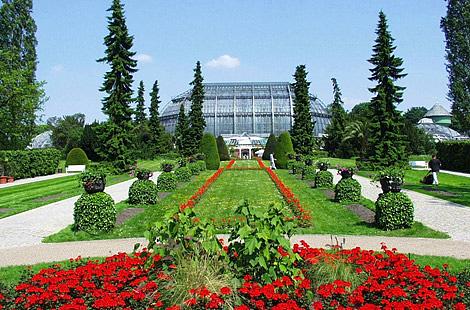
top-left (436, 140), bottom-right (470, 173)
top-left (216, 135), bottom-right (230, 161)
top-left (291, 161), bottom-right (305, 175)
top-left (312, 150), bottom-right (328, 158)
top-left (160, 161), bottom-right (174, 172)
top-left (188, 162), bottom-right (200, 175)
top-left (157, 172), bottom-right (177, 191)
top-left (316, 160), bottom-right (330, 171)
top-left (315, 170), bottom-right (334, 188)
top-left (175, 166), bottom-right (192, 182)
top-left (196, 160), bottom-right (206, 172)
top-left (66, 147), bottom-right (89, 166)
top-left (455, 269), bottom-right (470, 305)
top-left (200, 133), bottom-right (220, 170)
top-left (73, 192), bottom-right (115, 233)
top-left (274, 132), bottom-right (294, 169)
top-left (128, 179), bottom-right (158, 205)
top-left (177, 157), bottom-right (187, 167)
top-left (375, 192), bottom-right (414, 230)
top-left (335, 178), bottom-right (361, 202)
top-left (262, 133), bottom-right (277, 160)
top-left (0, 148), bottom-right (61, 179)
top-left (302, 165), bottom-right (316, 180)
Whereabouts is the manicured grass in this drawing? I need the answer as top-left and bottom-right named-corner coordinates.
top-left (0, 173), bottom-right (131, 219)
top-left (408, 254), bottom-right (470, 273)
top-left (318, 157), bottom-right (357, 168)
top-left (357, 169), bottom-right (470, 207)
top-left (136, 157), bottom-right (177, 171)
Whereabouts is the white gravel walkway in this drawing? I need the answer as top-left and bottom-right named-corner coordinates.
top-left (0, 173), bottom-right (76, 189)
top-left (331, 171), bottom-right (470, 242)
top-left (0, 172), bottom-right (161, 250)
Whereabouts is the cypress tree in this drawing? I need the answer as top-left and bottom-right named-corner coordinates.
top-left (441, 0), bottom-right (470, 134)
top-left (216, 135), bottom-right (230, 161)
top-left (274, 132), bottom-right (294, 169)
top-left (200, 133), bottom-right (220, 170)
top-left (96, 0), bottom-right (137, 170)
top-left (262, 133), bottom-right (277, 160)
top-left (149, 80), bottom-right (163, 151)
top-left (367, 11), bottom-right (408, 168)
top-left (291, 65), bottom-right (315, 155)
top-left (175, 104), bottom-right (190, 156)
top-left (324, 78), bottom-right (348, 157)
top-left (188, 61), bottom-right (206, 155)
top-left (134, 80), bottom-right (146, 124)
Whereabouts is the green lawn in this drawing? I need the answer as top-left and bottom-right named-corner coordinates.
top-left (318, 157), bottom-right (357, 168)
top-left (136, 157), bottom-right (177, 171)
top-left (357, 169), bottom-right (470, 207)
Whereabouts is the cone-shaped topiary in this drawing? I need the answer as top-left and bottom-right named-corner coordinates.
top-left (66, 148), bottom-right (89, 166)
top-left (216, 135), bottom-right (230, 161)
top-left (262, 133), bottom-right (277, 160)
top-left (200, 133), bottom-right (220, 170)
top-left (274, 132), bottom-right (294, 169)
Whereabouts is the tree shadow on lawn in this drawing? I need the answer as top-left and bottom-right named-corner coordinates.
top-left (404, 183), bottom-right (470, 207)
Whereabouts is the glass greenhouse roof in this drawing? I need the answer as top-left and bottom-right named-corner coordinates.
top-left (417, 123), bottom-right (468, 141)
top-left (160, 82), bottom-right (331, 137)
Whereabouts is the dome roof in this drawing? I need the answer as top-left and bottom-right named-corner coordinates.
top-left (424, 104), bottom-right (451, 118)
top-left (27, 130), bottom-right (53, 149)
top-left (417, 123), bottom-right (467, 141)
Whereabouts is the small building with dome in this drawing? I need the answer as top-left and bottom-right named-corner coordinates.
top-left (422, 104), bottom-right (452, 127)
top-left (418, 104), bottom-right (468, 141)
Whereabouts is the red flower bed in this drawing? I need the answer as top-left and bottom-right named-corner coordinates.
top-left (225, 159), bottom-right (236, 169)
top-left (256, 158), bottom-right (311, 226)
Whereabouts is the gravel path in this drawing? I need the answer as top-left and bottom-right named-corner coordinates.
top-left (0, 173), bottom-right (76, 189)
top-left (331, 171), bottom-right (470, 242)
top-left (0, 172), bottom-right (161, 249)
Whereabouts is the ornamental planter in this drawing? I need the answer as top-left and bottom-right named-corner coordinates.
top-left (0, 176), bottom-right (6, 184)
top-left (83, 178), bottom-right (106, 194)
top-left (379, 177), bottom-right (403, 193)
top-left (136, 171), bottom-right (153, 180)
top-left (318, 163), bottom-right (328, 171)
top-left (340, 170), bottom-right (353, 179)
top-left (7, 176), bottom-right (14, 183)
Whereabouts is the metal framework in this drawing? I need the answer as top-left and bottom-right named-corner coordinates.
top-left (160, 82), bottom-right (331, 137)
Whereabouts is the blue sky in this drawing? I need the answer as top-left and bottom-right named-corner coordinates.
top-left (33, 1), bottom-right (450, 123)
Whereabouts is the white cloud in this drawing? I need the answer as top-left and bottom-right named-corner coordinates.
top-left (206, 54), bottom-right (240, 69)
top-left (135, 53), bottom-right (153, 63)
top-left (51, 64), bottom-right (64, 73)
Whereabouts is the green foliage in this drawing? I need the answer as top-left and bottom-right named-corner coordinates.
top-left (262, 133), bottom-right (277, 160)
top-left (134, 80), bottom-right (146, 124)
top-left (73, 192), bottom-right (115, 233)
top-left (79, 170), bottom-right (106, 187)
top-left (291, 65), bottom-right (315, 155)
top-left (0, 148), bottom-right (61, 179)
top-left (174, 104), bottom-right (191, 156)
top-left (188, 162), bottom-right (200, 175)
top-left (130, 123), bottom-right (154, 160)
top-left (436, 140), bottom-right (470, 173)
top-left (335, 177), bottom-right (361, 202)
top-left (188, 61), bottom-right (206, 155)
top-left (315, 170), bottom-right (333, 188)
top-left (148, 80), bottom-right (163, 154)
top-left (403, 107), bottom-right (428, 124)
top-left (128, 179), bottom-right (158, 205)
top-left (302, 165), bottom-right (316, 180)
top-left (403, 123), bottom-right (436, 155)
top-left (135, 168), bottom-right (152, 180)
top-left (174, 166), bottom-right (192, 182)
top-left (200, 133), bottom-right (220, 170)
top-left (375, 192), bottom-right (414, 230)
top-left (373, 166), bottom-right (405, 183)
top-left (196, 160), bottom-right (206, 172)
top-left (342, 120), bottom-right (370, 158)
top-left (157, 172), bottom-right (177, 191)
top-left (324, 78), bottom-right (349, 158)
top-left (80, 122), bottom-right (102, 162)
top-left (274, 131), bottom-right (294, 169)
top-left (49, 113), bottom-right (85, 154)
top-left (95, 121), bottom-right (133, 172)
top-left (227, 200), bottom-right (301, 283)
top-left (316, 160), bottom-right (330, 171)
top-left (455, 268), bottom-right (470, 305)
top-left (367, 11), bottom-right (408, 168)
top-left (158, 131), bottom-right (175, 155)
top-left (290, 161), bottom-right (305, 175)
top-left (160, 161), bottom-right (174, 172)
top-left (216, 136), bottom-right (230, 161)
top-left (66, 148), bottom-right (88, 166)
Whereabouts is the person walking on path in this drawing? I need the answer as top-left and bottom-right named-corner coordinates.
top-left (428, 154), bottom-right (441, 189)
top-left (269, 153), bottom-right (277, 170)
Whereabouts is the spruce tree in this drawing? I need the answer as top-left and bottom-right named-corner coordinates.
top-left (441, 0), bottom-right (470, 134)
top-left (134, 80), bottom-right (146, 124)
top-left (96, 0), bottom-right (137, 170)
top-left (367, 11), bottom-right (408, 168)
top-left (262, 133), bottom-right (277, 160)
top-left (188, 61), bottom-right (206, 155)
top-left (149, 80), bottom-right (163, 151)
top-left (291, 65), bottom-right (315, 155)
top-left (175, 104), bottom-right (190, 156)
top-left (324, 78), bottom-right (348, 157)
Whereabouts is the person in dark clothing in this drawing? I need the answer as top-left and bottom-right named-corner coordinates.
top-left (428, 154), bottom-right (441, 188)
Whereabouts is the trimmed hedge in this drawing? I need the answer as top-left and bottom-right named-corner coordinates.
top-left (274, 132), bottom-right (294, 169)
top-left (175, 166), bottom-right (192, 182)
top-left (200, 133), bottom-right (220, 170)
top-left (335, 177), bottom-right (361, 202)
top-left (0, 148), bottom-right (61, 179)
top-left (66, 148), bottom-right (89, 166)
top-left (436, 141), bottom-right (470, 173)
top-left (315, 170), bottom-right (333, 188)
top-left (188, 162), bottom-right (200, 175)
top-left (73, 192), bottom-right (116, 233)
top-left (128, 179), bottom-right (159, 205)
top-left (302, 165), bottom-right (316, 180)
top-left (375, 192), bottom-right (414, 230)
top-left (157, 172), bottom-right (177, 191)
top-left (216, 136), bottom-right (230, 161)
top-left (262, 133), bottom-right (277, 160)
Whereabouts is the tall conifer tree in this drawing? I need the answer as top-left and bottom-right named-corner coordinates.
top-left (96, 0), bottom-right (137, 169)
top-left (134, 80), bottom-right (146, 124)
top-left (441, 0), bottom-right (470, 134)
top-left (188, 61), bottom-right (206, 155)
top-left (367, 11), bottom-right (407, 168)
top-left (291, 65), bottom-right (315, 155)
top-left (324, 78), bottom-right (348, 157)
top-left (149, 80), bottom-right (163, 151)
top-left (175, 104), bottom-right (190, 156)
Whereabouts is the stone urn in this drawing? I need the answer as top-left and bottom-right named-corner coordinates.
top-left (83, 178), bottom-right (106, 194)
top-left (379, 177), bottom-right (403, 194)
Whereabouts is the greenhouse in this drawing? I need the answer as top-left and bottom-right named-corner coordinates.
top-left (160, 82), bottom-right (331, 138)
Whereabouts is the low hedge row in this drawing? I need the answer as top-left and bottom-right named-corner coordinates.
top-left (0, 148), bottom-right (61, 179)
top-left (436, 140), bottom-right (470, 173)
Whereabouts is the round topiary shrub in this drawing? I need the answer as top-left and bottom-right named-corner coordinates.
top-left (175, 166), bottom-right (192, 182)
top-left (74, 192), bottom-right (115, 233)
top-left (196, 160), bottom-right (206, 172)
top-left (188, 162), bottom-right (200, 175)
top-left (157, 172), bottom-right (177, 191)
top-left (315, 170), bottom-right (334, 188)
top-left (302, 165), bottom-right (316, 180)
top-left (200, 133), bottom-right (220, 170)
top-left (335, 178), bottom-right (361, 202)
top-left (292, 161), bottom-right (305, 175)
top-left (66, 148), bottom-right (89, 166)
top-left (375, 192), bottom-right (414, 230)
top-left (128, 179), bottom-right (158, 205)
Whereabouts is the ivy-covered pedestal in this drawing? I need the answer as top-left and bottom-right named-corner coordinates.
top-left (334, 167), bottom-right (361, 202)
top-left (129, 168), bottom-right (158, 205)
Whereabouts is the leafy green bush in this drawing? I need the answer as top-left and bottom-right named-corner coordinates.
top-left (66, 147), bottom-right (89, 166)
top-left (262, 133), bottom-right (277, 160)
top-left (73, 192), bottom-right (115, 233)
top-left (375, 192), bottom-right (414, 230)
top-left (436, 140), bottom-right (470, 173)
top-left (0, 148), bottom-right (61, 179)
top-left (157, 172), bottom-right (177, 191)
top-left (302, 165), bottom-right (316, 180)
top-left (316, 160), bottom-right (330, 171)
top-left (200, 133), bottom-right (220, 170)
top-left (128, 179), bottom-right (158, 205)
top-left (216, 135), bottom-right (230, 161)
top-left (312, 150), bottom-right (328, 158)
top-left (175, 166), bottom-right (192, 182)
top-left (160, 161), bottom-right (174, 172)
top-left (290, 161), bottom-right (304, 175)
top-left (455, 269), bottom-right (470, 306)
top-left (196, 160), bottom-right (206, 172)
top-left (315, 170), bottom-right (334, 188)
top-left (188, 162), bottom-right (200, 175)
top-left (335, 178), bottom-right (361, 202)
top-left (274, 132), bottom-right (294, 169)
